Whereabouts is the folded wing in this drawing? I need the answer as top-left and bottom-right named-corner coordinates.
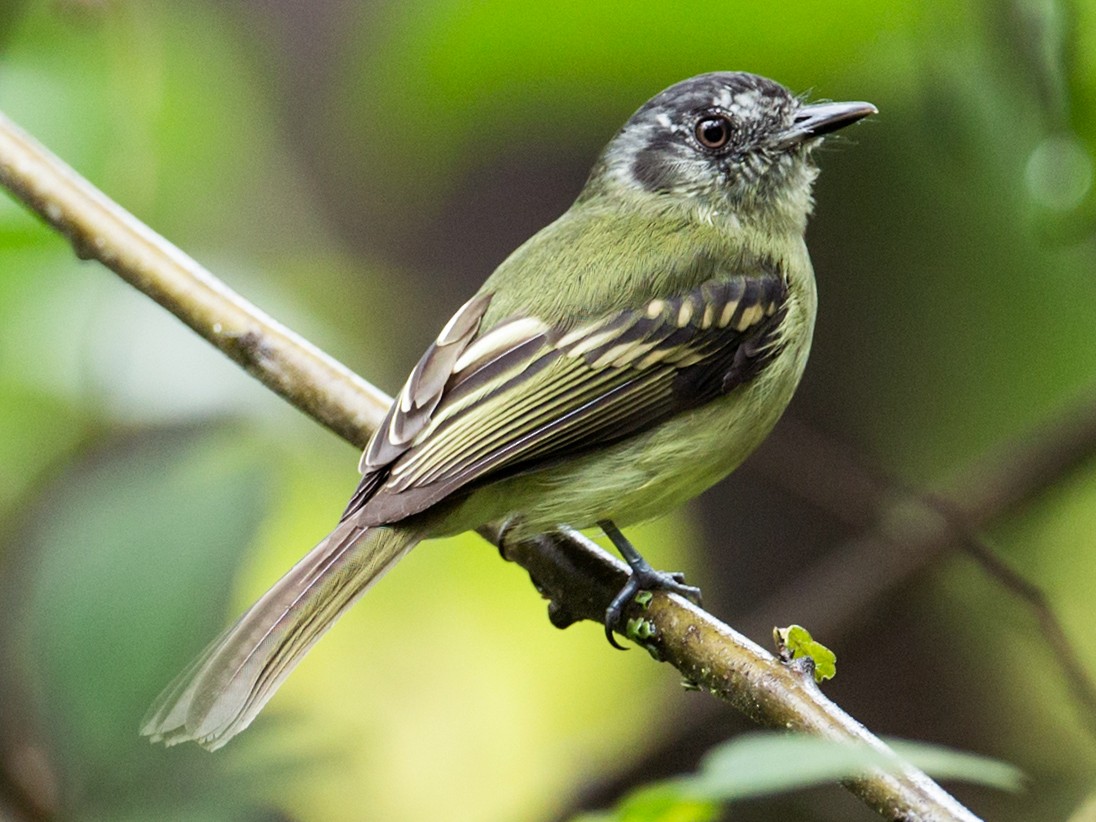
top-left (345, 269), bottom-right (788, 526)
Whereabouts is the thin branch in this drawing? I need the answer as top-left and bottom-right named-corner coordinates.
top-left (0, 107), bottom-right (982, 822)
top-left (747, 416), bottom-right (1096, 737)
top-left (0, 114), bottom-right (390, 448)
top-left (928, 493), bottom-right (1096, 735)
top-left (559, 407), bottom-right (1096, 816)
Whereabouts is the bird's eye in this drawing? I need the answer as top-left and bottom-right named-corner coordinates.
top-left (694, 115), bottom-right (732, 150)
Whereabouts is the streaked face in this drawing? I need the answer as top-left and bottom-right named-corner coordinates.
top-left (590, 72), bottom-right (872, 224)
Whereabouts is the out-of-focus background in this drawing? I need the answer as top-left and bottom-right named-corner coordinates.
top-left (1, 1), bottom-right (1095, 820)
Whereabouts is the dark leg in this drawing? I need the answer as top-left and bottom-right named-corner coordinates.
top-left (599, 520), bottom-right (703, 649)
top-left (494, 517), bottom-right (518, 561)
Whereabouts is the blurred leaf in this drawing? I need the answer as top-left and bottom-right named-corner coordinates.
top-left (688, 733), bottom-right (1021, 799)
top-left (885, 739), bottom-right (1025, 791)
top-left (572, 787), bottom-right (718, 822)
top-left (576, 732), bottom-right (1021, 821)
top-left (1, 423), bottom-right (296, 818)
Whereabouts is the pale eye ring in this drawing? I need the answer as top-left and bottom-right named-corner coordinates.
top-left (694, 115), bottom-right (732, 150)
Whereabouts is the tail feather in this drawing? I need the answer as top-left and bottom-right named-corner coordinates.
top-left (141, 524), bottom-right (418, 750)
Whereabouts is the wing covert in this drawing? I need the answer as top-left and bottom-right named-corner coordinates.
top-left (345, 270), bottom-right (788, 525)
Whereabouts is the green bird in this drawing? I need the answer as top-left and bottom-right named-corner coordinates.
top-left (141, 71), bottom-right (875, 750)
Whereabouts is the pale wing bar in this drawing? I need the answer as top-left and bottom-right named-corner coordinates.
top-left (346, 272), bottom-right (787, 526)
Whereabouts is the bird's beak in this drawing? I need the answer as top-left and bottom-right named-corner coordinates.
top-left (775, 101), bottom-right (878, 148)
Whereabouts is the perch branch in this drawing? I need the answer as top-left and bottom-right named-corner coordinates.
top-left (0, 107), bottom-right (980, 822)
top-left (0, 113), bottom-right (389, 448)
top-left (747, 414), bottom-right (1096, 735)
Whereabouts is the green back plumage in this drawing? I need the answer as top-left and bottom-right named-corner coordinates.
top-left (478, 199), bottom-right (808, 331)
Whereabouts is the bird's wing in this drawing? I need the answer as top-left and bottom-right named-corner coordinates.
top-left (344, 269), bottom-right (788, 525)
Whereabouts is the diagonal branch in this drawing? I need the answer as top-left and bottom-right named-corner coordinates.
top-left (0, 108), bottom-right (981, 822)
top-left (746, 415), bottom-right (1096, 736)
top-left (0, 114), bottom-right (390, 449)
top-left (562, 410), bottom-right (1096, 815)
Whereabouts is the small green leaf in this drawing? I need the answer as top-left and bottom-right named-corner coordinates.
top-left (774, 624), bottom-right (837, 683)
top-left (627, 617), bottom-right (656, 641)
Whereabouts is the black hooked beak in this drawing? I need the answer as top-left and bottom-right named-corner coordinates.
top-left (775, 101), bottom-right (878, 148)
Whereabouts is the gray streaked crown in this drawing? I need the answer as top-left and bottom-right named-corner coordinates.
top-left (583, 72), bottom-right (817, 221)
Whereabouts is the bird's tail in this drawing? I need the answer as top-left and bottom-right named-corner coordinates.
top-left (140, 523), bottom-right (419, 750)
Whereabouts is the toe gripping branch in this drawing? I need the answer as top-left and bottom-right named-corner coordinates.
top-left (599, 520), bottom-right (703, 650)
top-left (493, 521), bottom-right (702, 647)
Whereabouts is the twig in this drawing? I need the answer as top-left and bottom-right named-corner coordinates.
top-left (564, 410), bottom-right (1096, 815)
top-left (747, 416), bottom-right (1096, 737)
top-left (928, 494), bottom-right (1096, 735)
top-left (0, 114), bottom-right (389, 449)
top-left (0, 107), bottom-right (982, 821)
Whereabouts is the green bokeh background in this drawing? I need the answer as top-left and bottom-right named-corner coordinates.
top-left (1, 1), bottom-right (1095, 820)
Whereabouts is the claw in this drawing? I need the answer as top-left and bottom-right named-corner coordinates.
top-left (604, 581), bottom-right (634, 650)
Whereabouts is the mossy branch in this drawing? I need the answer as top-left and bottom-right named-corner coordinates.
top-left (0, 109), bottom-right (982, 822)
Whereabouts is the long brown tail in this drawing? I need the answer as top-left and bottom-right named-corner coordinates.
top-left (140, 523), bottom-right (418, 750)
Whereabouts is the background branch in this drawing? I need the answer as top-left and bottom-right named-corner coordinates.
top-left (746, 412), bottom-right (1096, 735)
top-left (748, 402), bottom-right (1096, 640)
top-left (0, 108), bottom-right (984, 821)
top-left (576, 408), bottom-right (1096, 816)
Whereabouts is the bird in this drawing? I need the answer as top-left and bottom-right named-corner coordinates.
top-left (141, 71), bottom-right (875, 750)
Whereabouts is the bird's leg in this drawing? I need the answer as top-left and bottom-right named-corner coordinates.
top-left (599, 520), bottom-right (703, 649)
top-left (495, 516), bottom-right (519, 561)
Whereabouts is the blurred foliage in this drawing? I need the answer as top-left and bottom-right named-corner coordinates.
top-left (334, 0), bottom-right (921, 208)
top-left (573, 732), bottom-right (1022, 822)
top-left (2, 425), bottom-right (300, 820)
top-left (1, 0), bottom-right (1096, 821)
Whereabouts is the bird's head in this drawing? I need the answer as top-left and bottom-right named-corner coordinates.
top-left (583, 72), bottom-right (876, 234)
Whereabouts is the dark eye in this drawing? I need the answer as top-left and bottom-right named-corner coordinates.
top-left (694, 115), bottom-right (732, 150)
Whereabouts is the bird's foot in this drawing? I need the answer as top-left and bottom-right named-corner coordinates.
top-left (599, 520), bottom-right (703, 650)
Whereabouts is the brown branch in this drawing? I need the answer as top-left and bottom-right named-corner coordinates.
top-left (0, 114), bottom-right (390, 449)
top-left (566, 409), bottom-right (1096, 815)
top-left (0, 107), bottom-right (983, 822)
top-left (941, 506), bottom-right (1096, 734)
top-left (747, 415), bottom-right (1096, 737)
